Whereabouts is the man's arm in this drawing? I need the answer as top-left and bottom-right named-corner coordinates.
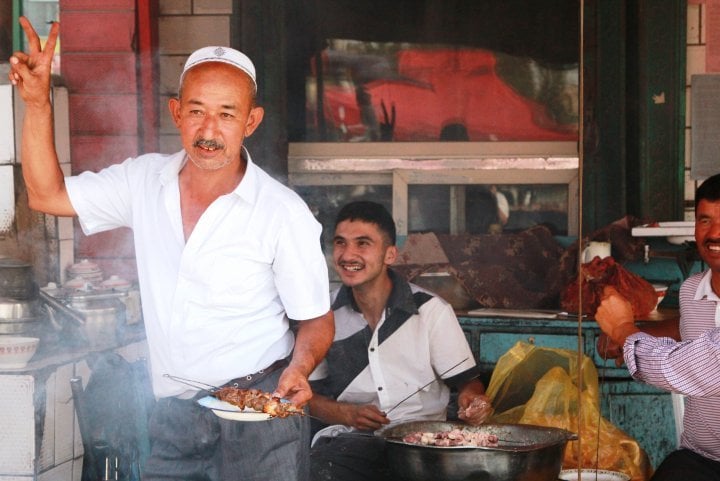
top-left (273, 310), bottom-right (334, 406)
top-left (597, 317), bottom-right (680, 366)
top-left (308, 394), bottom-right (390, 431)
top-left (9, 17), bottom-right (75, 216)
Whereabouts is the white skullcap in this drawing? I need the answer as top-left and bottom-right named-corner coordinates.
top-left (180, 46), bottom-right (257, 90)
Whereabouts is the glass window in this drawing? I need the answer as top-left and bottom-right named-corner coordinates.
top-left (305, 40), bottom-right (578, 143)
top-left (19, 0), bottom-right (60, 73)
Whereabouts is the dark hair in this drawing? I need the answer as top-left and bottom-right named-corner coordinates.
top-left (334, 201), bottom-right (396, 245)
top-left (695, 173), bottom-right (720, 212)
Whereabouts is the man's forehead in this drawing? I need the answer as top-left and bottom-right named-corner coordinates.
top-left (335, 219), bottom-right (383, 236)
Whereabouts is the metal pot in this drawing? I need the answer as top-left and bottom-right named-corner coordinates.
top-left (38, 290), bottom-right (126, 347)
top-left (0, 258), bottom-right (35, 299)
top-left (0, 297), bottom-right (45, 335)
top-left (0, 297), bottom-right (42, 321)
top-left (379, 421), bottom-right (577, 481)
top-left (69, 296), bottom-right (126, 347)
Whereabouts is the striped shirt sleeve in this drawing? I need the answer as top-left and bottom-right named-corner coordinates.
top-left (624, 329), bottom-right (720, 397)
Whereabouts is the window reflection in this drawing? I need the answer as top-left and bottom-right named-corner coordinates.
top-left (293, 184), bottom-right (393, 245)
top-left (306, 40), bottom-right (578, 142)
top-left (294, 183), bottom-right (570, 246)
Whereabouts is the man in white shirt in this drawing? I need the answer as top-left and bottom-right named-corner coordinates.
top-left (10, 17), bottom-right (333, 481)
top-left (308, 201), bottom-right (492, 481)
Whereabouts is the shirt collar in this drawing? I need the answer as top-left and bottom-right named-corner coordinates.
top-left (694, 270), bottom-right (720, 302)
top-left (159, 147), bottom-right (258, 205)
top-left (159, 150), bottom-right (187, 185)
top-left (332, 268), bottom-right (420, 317)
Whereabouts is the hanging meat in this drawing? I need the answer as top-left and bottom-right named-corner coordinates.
top-left (560, 256), bottom-right (657, 318)
top-left (214, 387), bottom-right (304, 418)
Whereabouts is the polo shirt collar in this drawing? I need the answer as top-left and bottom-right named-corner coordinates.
top-left (694, 270), bottom-right (720, 302)
top-left (332, 268), bottom-right (420, 317)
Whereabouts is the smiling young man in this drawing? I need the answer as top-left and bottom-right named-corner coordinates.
top-left (596, 173), bottom-right (720, 480)
top-left (308, 201), bottom-right (492, 481)
top-left (10, 17), bottom-right (333, 481)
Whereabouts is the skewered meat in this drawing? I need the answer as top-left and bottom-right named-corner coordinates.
top-left (402, 428), bottom-right (499, 447)
top-left (214, 387), bottom-right (303, 418)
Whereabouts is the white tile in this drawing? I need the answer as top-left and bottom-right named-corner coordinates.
top-left (687, 45), bottom-right (707, 84)
top-left (12, 87), bottom-right (25, 165)
top-left (194, 0), bottom-right (233, 14)
top-left (58, 217), bottom-right (74, 241)
top-left (38, 458), bottom-right (74, 481)
top-left (159, 0), bottom-right (192, 15)
top-left (0, 85), bottom-right (14, 164)
top-left (52, 87), bottom-right (71, 166)
top-left (685, 170), bottom-right (696, 202)
top-left (54, 364), bottom-right (76, 464)
top-left (71, 457), bottom-right (83, 481)
top-left (0, 375), bottom-right (36, 474)
top-left (59, 239), bottom-right (75, 285)
top-left (72, 362), bottom-right (91, 460)
top-left (38, 372), bottom-right (56, 471)
top-left (0, 165), bottom-right (14, 235)
top-left (688, 4), bottom-right (701, 45)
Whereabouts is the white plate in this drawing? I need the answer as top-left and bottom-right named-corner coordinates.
top-left (197, 395), bottom-right (272, 422)
top-left (558, 469), bottom-right (630, 481)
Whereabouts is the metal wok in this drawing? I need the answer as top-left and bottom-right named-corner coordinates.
top-left (379, 421), bottom-right (577, 481)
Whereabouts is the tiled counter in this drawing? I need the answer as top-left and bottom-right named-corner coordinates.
top-left (0, 326), bottom-right (147, 481)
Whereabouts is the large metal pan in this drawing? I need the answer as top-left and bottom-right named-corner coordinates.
top-left (379, 421), bottom-right (576, 481)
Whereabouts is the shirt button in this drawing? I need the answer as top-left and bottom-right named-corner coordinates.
top-left (369, 347), bottom-right (375, 352)
top-left (378, 386), bottom-right (383, 391)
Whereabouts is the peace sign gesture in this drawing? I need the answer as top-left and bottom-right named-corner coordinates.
top-left (8, 16), bottom-right (60, 108)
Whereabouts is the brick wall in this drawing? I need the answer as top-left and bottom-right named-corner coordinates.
top-left (57, 0), bottom-right (232, 281)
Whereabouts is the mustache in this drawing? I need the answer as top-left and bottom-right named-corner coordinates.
top-left (193, 138), bottom-right (225, 150)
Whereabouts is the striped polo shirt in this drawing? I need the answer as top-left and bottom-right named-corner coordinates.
top-left (624, 270), bottom-right (720, 461)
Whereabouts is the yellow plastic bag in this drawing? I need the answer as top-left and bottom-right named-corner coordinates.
top-left (486, 341), bottom-right (652, 481)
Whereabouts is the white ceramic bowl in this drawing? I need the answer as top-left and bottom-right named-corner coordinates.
top-left (558, 468), bottom-right (630, 481)
top-left (0, 336), bottom-right (39, 369)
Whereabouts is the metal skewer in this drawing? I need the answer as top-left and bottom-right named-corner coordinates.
top-left (163, 373), bottom-right (223, 392)
top-left (385, 357), bottom-right (469, 415)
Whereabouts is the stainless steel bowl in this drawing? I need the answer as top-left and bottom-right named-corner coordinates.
top-left (379, 421), bottom-right (576, 481)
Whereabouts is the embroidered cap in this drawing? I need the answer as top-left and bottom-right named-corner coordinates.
top-left (180, 46), bottom-right (257, 90)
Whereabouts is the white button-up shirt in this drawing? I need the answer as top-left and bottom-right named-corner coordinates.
top-left (66, 149), bottom-right (330, 397)
top-left (312, 270), bottom-right (479, 442)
